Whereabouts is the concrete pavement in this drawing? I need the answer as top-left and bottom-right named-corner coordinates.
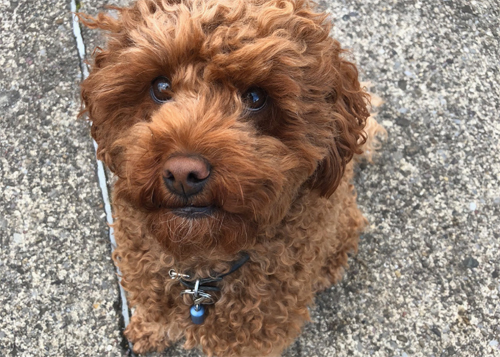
top-left (0, 0), bottom-right (122, 355)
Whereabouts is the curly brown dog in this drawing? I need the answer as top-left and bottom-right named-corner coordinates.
top-left (79, 0), bottom-right (384, 355)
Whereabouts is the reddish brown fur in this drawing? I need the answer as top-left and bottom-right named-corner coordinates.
top-left (79, 0), bottom-right (384, 355)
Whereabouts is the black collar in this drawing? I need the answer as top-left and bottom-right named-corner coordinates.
top-left (176, 252), bottom-right (250, 292)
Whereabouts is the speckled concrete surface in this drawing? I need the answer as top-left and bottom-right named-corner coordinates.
top-left (286, 1), bottom-right (500, 356)
top-left (1, 0), bottom-right (499, 356)
top-left (0, 0), bottom-right (122, 355)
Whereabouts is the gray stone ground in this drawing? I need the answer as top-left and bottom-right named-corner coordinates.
top-left (0, 0), bottom-right (122, 355)
top-left (0, 0), bottom-right (499, 356)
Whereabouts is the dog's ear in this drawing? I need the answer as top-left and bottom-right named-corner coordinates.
top-left (77, 3), bottom-right (181, 169)
top-left (308, 45), bottom-right (369, 198)
top-left (76, 10), bottom-right (127, 169)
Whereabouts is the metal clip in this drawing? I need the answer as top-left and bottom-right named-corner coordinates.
top-left (169, 269), bottom-right (190, 280)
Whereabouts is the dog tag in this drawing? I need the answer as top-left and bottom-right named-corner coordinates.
top-left (190, 305), bottom-right (205, 325)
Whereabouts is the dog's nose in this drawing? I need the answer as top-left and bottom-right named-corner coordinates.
top-left (163, 155), bottom-right (211, 198)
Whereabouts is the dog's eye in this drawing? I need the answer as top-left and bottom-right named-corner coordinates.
top-left (242, 87), bottom-right (267, 111)
top-left (151, 76), bottom-right (173, 103)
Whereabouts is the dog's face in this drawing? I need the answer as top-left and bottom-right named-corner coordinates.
top-left (80, 0), bottom-right (368, 257)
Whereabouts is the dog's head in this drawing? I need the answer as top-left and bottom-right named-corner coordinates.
top-left (80, 0), bottom-right (369, 258)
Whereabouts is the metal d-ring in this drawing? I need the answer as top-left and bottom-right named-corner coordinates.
top-left (193, 280), bottom-right (200, 297)
top-left (181, 287), bottom-right (214, 306)
top-left (193, 280), bottom-right (200, 311)
top-left (193, 294), bottom-right (215, 305)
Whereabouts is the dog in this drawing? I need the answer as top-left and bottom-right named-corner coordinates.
top-left (79, 0), bottom-right (384, 355)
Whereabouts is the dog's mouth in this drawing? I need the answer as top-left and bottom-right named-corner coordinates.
top-left (170, 205), bottom-right (216, 218)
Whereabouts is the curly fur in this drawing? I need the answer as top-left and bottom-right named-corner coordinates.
top-left (78, 0), bottom-right (385, 355)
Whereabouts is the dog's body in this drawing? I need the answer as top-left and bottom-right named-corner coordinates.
top-left (79, 0), bottom-right (384, 355)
